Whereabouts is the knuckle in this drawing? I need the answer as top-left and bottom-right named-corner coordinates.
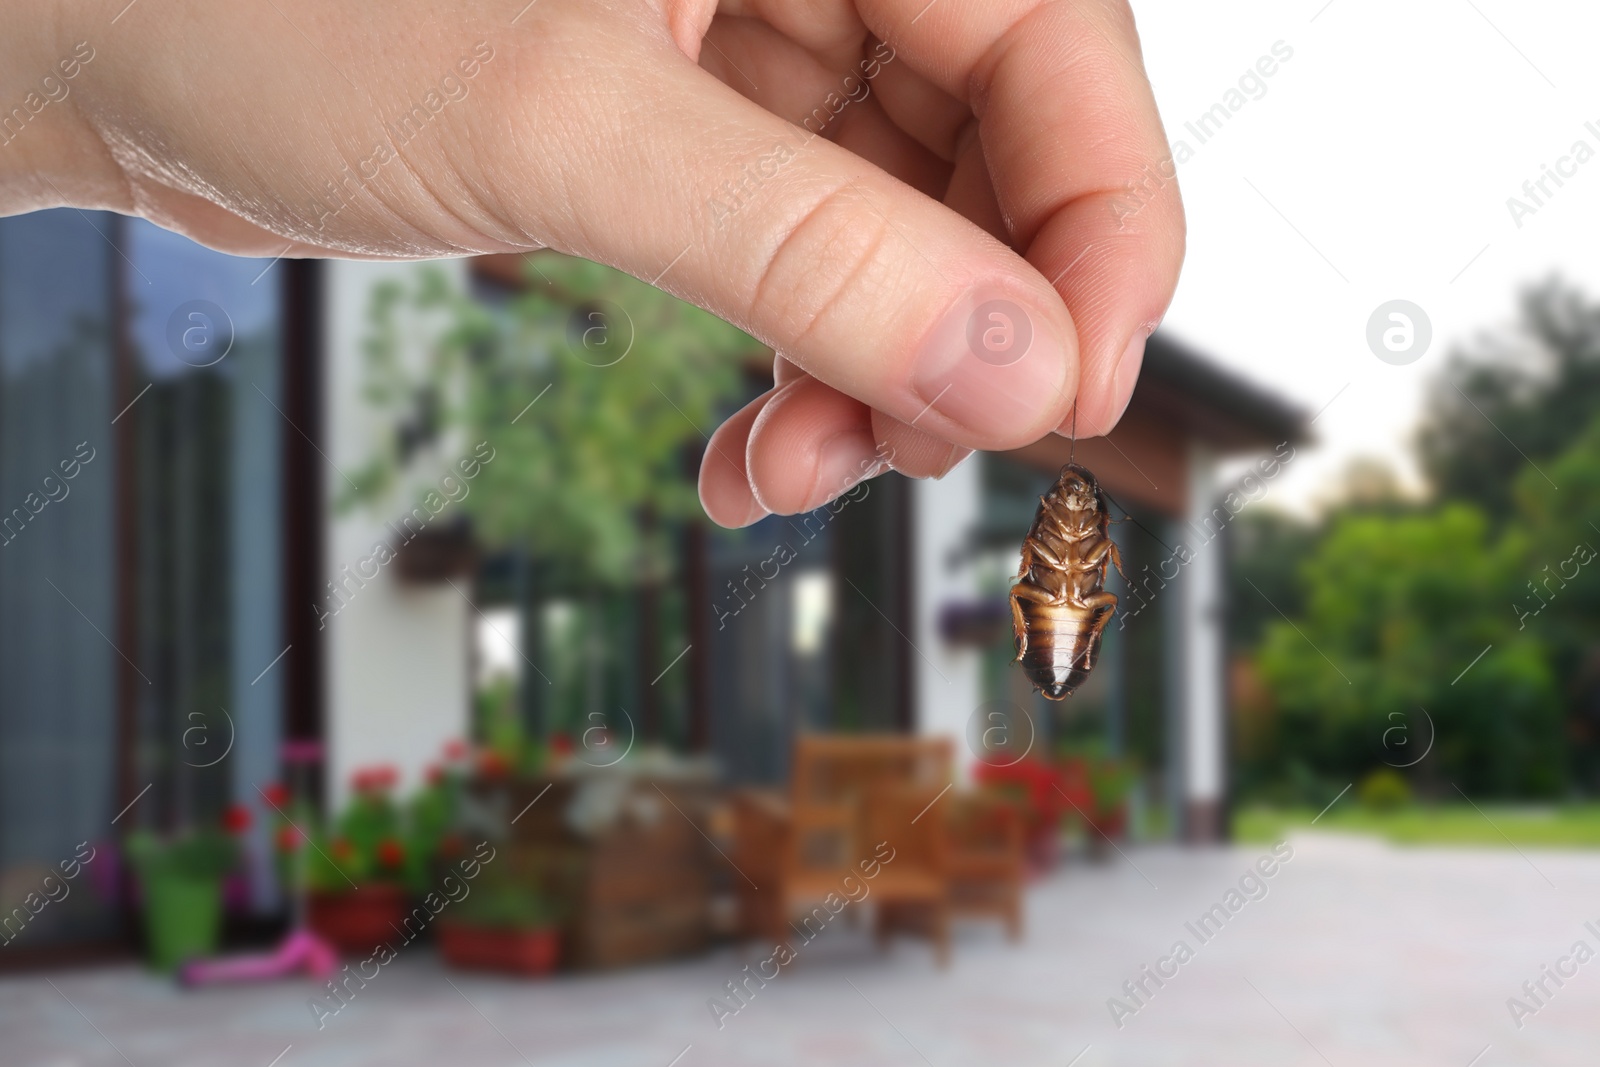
top-left (748, 182), bottom-right (899, 354)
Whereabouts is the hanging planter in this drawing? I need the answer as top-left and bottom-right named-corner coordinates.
top-left (394, 517), bottom-right (478, 583)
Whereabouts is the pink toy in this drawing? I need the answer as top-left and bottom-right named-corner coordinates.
top-left (178, 740), bottom-right (339, 988)
top-left (178, 928), bottom-right (338, 986)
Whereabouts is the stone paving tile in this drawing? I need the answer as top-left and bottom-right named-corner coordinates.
top-left (6, 834), bottom-right (1600, 1066)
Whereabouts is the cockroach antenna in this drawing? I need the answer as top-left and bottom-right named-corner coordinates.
top-left (1069, 407), bottom-right (1077, 465)
top-left (1097, 485), bottom-right (1179, 558)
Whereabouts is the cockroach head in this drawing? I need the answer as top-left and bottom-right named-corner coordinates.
top-left (1052, 463), bottom-right (1101, 513)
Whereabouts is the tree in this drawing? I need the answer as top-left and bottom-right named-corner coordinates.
top-left (1418, 280), bottom-right (1600, 518)
top-left (343, 255), bottom-right (762, 586)
top-left (1254, 505), bottom-right (1563, 798)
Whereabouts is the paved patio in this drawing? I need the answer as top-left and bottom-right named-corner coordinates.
top-left (8, 832), bottom-right (1600, 1066)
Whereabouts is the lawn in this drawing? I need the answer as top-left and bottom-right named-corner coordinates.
top-left (1234, 802), bottom-right (1600, 848)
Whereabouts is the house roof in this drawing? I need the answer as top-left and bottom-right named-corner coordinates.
top-left (1002, 330), bottom-right (1310, 516)
top-left (1136, 331), bottom-right (1310, 452)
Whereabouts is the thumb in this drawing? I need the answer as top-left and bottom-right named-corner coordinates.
top-left (505, 18), bottom-right (1080, 452)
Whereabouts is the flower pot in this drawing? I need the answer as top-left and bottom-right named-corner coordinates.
top-left (140, 873), bottom-right (224, 972)
top-left (1084, 806), bottom-right (1128, 861)
top-left (307, 886), bottom-right (410, 955)
top-left (438, 922), bottom-right (560, 975)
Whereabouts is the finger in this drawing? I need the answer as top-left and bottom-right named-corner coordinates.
top-left (870, 56), bottom-right (971, 163)
top-left (774, 353), bottom-right (808, 387)
top-left (496, 11), bottom-right (1081, 451)
top-left (858, 0), bottom-right (1184, 434)
top-left (870, 409), bottom-right (971, 479)
top-left (827, 95), bottom-right (950, 200)
top-left (713, 0), bottom-right (868, 70)
top-left (745, 376), bottom-right (884, 515)
top-left (699, 22), bottom-right (950, 197)
top-left (748, 370), bottom-right (969, 486)
top-left (699, 387), bottom-right (777, 528)
top-left (941, 135), bottom-right (1009, 244)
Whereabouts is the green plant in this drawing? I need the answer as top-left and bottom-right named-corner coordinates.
top-left (1255, 505), bottom-right (1563, 798)
top-left (124, 829), bottom-right (238, 882)
top-left (1059, 742), bottom-right (1136, 817)
top-left (1358, 768), bottom-right (1413, 812)
top-left (304, 766), bottom-right (437, 894)
top-left (342, 256), bottom-right (762, 587)
top-left (1086, 757), bottom-right (1137, 817)
top-left (452, 881), bottom-right (560, 931)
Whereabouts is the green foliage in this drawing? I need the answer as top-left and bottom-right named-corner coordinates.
top-left (1357, 768), bottom-right (1412, 812)
top-left (1418, 280), bottom-right (1600, 518)
top-left (1254, 504), bottom-right (1564, 797)
top-left (452, 879), bottom-right (561, 931)
top-left (304, 779), bottom-right (453, 894)
top-left (125, 829), bottom-right (238, 882)
top-left (1060, 741), bottom-right (1137, 815)
top-left (1229, 509), bottom-right (1320, 653)
top-left (1241, 285), bottom-right (1600, 803)
top-left (1235, 802), bottom-right (1600, 848)
top-left (343, 256), bottom-right (762, 586)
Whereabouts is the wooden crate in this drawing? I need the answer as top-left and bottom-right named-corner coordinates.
top-left (500, 777), bottom-right (714, 970)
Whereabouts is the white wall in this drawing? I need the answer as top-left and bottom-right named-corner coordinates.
top-left (322, 260), bottom-right (472, 810)
top-left (910, 460), bottom-right (985, 782)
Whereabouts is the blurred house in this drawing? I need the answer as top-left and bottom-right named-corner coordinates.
top-left (0, 212), bottom-right (1303, 964)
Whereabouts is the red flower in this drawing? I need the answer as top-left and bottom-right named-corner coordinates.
top-left (442, 739), bottom-right (469, 761)
top-left (426, 763), bottom-right (444, 786)
top-left (352, 764), bottom-right (400, 793)
top-left (261, 783), bottom-right (291, 809)
top-left (221, 803), bottom-right (252, 834)
top-left (376, 838), bottom-right (406, 869)
top-left (274, 825), bottom-right (302, 852)
top-left (550, 734), bottom-right (574, 757)
top-left (331, 837), bottom-right (356, 862)
top-left (478, 751), bottom-right (512, 780)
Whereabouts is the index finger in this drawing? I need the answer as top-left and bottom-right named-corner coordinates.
top-left (861, 0), bottom-right (1185, 436)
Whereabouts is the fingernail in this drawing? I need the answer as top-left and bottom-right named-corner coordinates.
top-left (703, 464), bottom-right (769, 528)
top-left (911, 291), bottom-right (1070, 445)
top-left (798, 430), bottom-right (879, 512)
top-left (741, 497), bottom-right (770, 527)
top-left (1106, 329), bottom-right (1149, 428)
top-left (933, 445), bottom-right (972, 479)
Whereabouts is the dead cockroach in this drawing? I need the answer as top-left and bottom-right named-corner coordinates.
top-left (1011, 463), bottom-right (1123, 700)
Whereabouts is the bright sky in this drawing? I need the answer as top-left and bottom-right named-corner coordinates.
top-left (1133, 0), bottom-right (1598, 512)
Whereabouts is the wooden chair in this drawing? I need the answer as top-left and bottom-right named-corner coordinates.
top-left (945, 791), bottom-right (1025, 941)
top-left (732, 734), bottom-right (955, 963)
top-left (862, 780), bottom-right (952, 964)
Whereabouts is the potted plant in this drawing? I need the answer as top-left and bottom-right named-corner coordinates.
top-left (304, 766), bottom-right (416, 954)
top-left (438, 879), bottom-right (562, 975)
top-left (973, 757), bottom-right (1069, 871)
top-left (1061, 745), bottom-right (1136, 858)
top-left (125, 805), bottom-right (248, 972)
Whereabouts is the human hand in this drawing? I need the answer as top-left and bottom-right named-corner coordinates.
top-left (3, 0), bottom-right (1182, 526)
